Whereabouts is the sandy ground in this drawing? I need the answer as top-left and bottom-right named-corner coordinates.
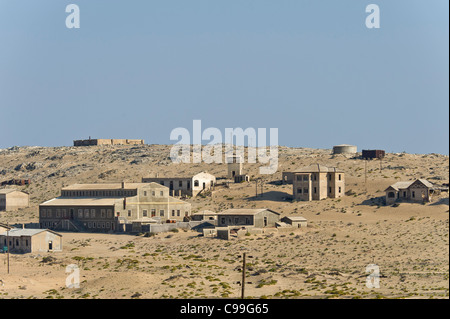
top-left (0, 145), bottom-right (448, 299)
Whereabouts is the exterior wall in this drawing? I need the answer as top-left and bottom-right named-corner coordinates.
top-left (217, 211), bottom-right (280, 228)
top-left (293, 173), bottom-right (312, 201)
top-left (0, 192), bottom-right (29, 211)
top-left (329, 172), bottom-right (345, 198)
top-left (282, 172), bottom-right (294, 184)
top-left (253, 210), bottom-right (280, 228)
top-left (362, 150), bottom-right (385, 159)
top-left (385, 181), bottom-right (430, 205)
top-left (39, 205), bottom-right (117, 232)
top-left (218, 214), bottom-right (254, 227)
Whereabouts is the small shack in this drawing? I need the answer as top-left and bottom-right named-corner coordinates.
top-left (0, 228), bottom-right (62, 254)
top-left (281, 216), bottom-right (308, 228)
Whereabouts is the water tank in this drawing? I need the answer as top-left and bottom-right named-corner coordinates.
top-left (333, 144), bottom-right (357, 154)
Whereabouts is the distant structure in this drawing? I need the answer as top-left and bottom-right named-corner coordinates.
top-left (0, 228), bottom-right (62, 254)
top-left (142, 172), bottom-right (216, 197)
top-left (39, 182), bottom-right (191, 232)
top-left (385, 179), bottom-right (434, 205)
top-left (292, 164), bottom-right (345, 201)
top-left (227, 154), bottom-right (243, 179)
top-left (1, 179), bottom-right (31, 186)
top-left (73, 138), bottom-right (144, 146)
top-left (362, 149), bottom-right (385, 159)
top-left (333, 144), bottom-right (357, 155)
top-left (0, 189), bottom-right (29, 211)
top-left (280, 216), bottom-right (308, 228)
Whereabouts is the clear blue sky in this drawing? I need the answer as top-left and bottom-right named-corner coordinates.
top-left (0, 0), bottom-right (448, 154)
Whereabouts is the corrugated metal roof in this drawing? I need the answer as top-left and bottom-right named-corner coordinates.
top-left (62, 182), bottom-right (164, 190)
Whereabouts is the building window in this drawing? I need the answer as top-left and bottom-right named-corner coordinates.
top-left (304, 188), bottom-right (308, 194)
top-left (107, 209), bottom-right (112, 218)
top-left (78, 209), bottom-right (83, 218)
top-left (179, 181), bottom-right (183, 187)
top-left (143, 210), bottom-right (148, 217)
top-left (303, 175), bottom-right (308, 181)
top-left (56, 209), bottom-right (61, 218)
top-left (296, 175), bottom-right (301, 181)
top-left (412, 191), bottom-right (415, 198)
top-left (339, 187), bottom-right (341, 193)
top-left (84, 209), bottom-right (89, 218)
top-left (388, 192), bottom-right (395, 198)
top-left (160, 191), bottom-right (164, 196)
top-left (172, 210), bottom-right (175, 217)
top-left (187, 181), bottom-right (191, 189)
top-left (339, 174), bottom-right (342, 181)
top-left (314, 187), bottom-right (317, 194)
top-left (91, 209), bottom-right (96, 218)
top-left (297, 188), bottom-right (302, 194)
top-left (151, 209), bottom-right (156, 217)
top-left (329, 187), bottom-right (332, 193)
top-left (194, 180), bottom-right (199, 187)
top-left (128, 210), bottom-right (132, 217)
top-left (160, 210), bottom-right (164, 216)
top-left (144, 191), bottom-right (147, 196)
top-left (221, 218), bottom-right (225, 225)
top-left (177, 210), bottom-right (180, 217)
top-left (152, 191), bottom-right (155, 196)
top-left (101, 209), bottom-right (106, 218)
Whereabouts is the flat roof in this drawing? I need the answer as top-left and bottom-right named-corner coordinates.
top-left (40, 197), bottom-right (122, 206)
top-left (62, 182), bottom-right (165, 191)
top-left (0, 189), bottom-right (21, 195)
top-left (283, 216), bottom-right (307, 221)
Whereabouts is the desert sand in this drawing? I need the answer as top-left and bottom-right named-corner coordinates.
top-left (0, 144), bottom-right (448, 299)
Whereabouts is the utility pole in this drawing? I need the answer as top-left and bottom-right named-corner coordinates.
top-left (365, 160), bottom-right (367, 192)
top-left (241, 252), bottom-right (246, 299)
top-left (6, 222), bottom-right (10, 274)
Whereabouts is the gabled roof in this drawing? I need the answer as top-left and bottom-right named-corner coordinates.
top-left (0, 228), bottom-right (62, 237)
top-left (385, 179), bottom-right (434, 192)
top-left (217, 209), bottom-right (280, 216)
top-left (0, 189), bottom-right (24, 195)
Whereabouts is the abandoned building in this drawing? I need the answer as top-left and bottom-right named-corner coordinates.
top-left (280, 216), bottom-right (308, 228)
top-left (142, 172), bottom-right (216, 197)
top-left (0, 228), bottom-right (62, 254)
top-left (39, 182), bottom-right (191, 232)
top-left (385, 179), bottom-right (434, 205)
top-left (362, 149), bottom-right (386, 159)
top-left (291, 164), bottom-right (345, 201)
top-left (217, 209), bottom-right (280, 228)
top-left (0, 189), bottom-right (30, 211)
top-left (73, 138), bottom-right (144, 146)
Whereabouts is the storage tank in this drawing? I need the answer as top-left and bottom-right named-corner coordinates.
top-left (333, 144), bottom-right (357, 154)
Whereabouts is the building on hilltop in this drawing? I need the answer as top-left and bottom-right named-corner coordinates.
top-left (39, 182), bottom-right (191, 232)
top-left (291, 164), bottom-right (345, 201)
top-left (73, 138), bottom-right (144, 146)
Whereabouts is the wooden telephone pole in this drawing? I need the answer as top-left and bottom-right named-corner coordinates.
top-left (241, 252), bottom-right (246, 299)
top-left (6, 222), bottom-right (10, 274)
